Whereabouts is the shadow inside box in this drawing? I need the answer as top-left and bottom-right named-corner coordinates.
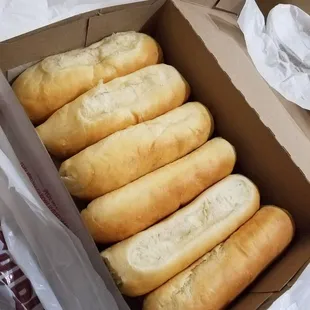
top-left (125, 295), bottom-right (145, 310)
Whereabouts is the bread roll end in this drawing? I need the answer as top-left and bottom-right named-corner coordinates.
top-left (59, 158), bottom-right (94, 198)
top-left (143, 206), bottom-right (294, 310)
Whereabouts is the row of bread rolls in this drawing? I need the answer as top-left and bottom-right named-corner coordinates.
top-left (102, 174), bottom-right (261, 296)
top-left (13, 32), bottom-right (163, 124)
top-left (100, 174), bottom-right (294, 309)
top-left (82, 137), bottom-right (236, 243)
top-left (59, 102), bottom-right (213, 199)
top-left (14, 30), bottom-right (220, 240)
top-left (36, 64), bottom-right (190, 158)
top-left (101, 182), bottom-right (294, 310)
top-left (13, 31), bottom-right (295, 310)
top-left (143, 206), bottom-right (294, 310)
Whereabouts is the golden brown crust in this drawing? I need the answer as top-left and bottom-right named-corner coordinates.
top-left (143, 206), bottom-right (294, 310)
top-left (13, 32), bottom-right (162, 124)
top-left (36, 64), bottom-right (190, 158)
top-left (82, 137), bottom-right (236, 243)
top-left (101, 174), bottom-right (260, 296)
top-left (59, 102), bottom-right (213, 199)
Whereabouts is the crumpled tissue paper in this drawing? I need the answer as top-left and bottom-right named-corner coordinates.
top-left (238, 0), bottom-right (310, 110)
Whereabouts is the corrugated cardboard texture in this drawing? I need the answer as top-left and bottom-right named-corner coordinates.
top-left (2, 0), bottom-right (310, 308)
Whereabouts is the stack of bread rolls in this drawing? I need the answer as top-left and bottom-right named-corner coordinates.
top-left (13, 31), bottom-right (295, 310)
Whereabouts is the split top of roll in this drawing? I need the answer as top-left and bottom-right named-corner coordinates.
top-left (36, 64), bottom-right (190, 158)
top-left (59, 102), bottom-right (213, 199)
top-left (82, 137), bottom-right (236, 243)
top-left (143, 206), bottom-right (294, 310)
top-left (13, 31), bottom-right (162, 124)
top-left (101, 174), bottom-right (260, 296)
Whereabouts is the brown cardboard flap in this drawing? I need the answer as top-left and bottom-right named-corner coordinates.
top-left (259, 257), bottom-right (310, 308)
top-left (0, 18), bottom-right (88, 71)
top-left (86, 0), bottom-right (164, 45)
top-left (178, 0), bottom-right (310, 206)
top-left (189, 4), bottom-right (239, 26)
top-left (250, 234), bottom-right (310, 293)
top-left (176, 0), bottom-right (310, 196)
top-left (180, 0), bottom-right (218, 8)
top-left (1, 0), bottom-right (156, 43)
top-left (260, 268), bottom-right (310, 310)
top-left (271, 91), bottom-right (310, 145)
top-left (260, 291), bottom-right (286, 310)
top-left (0, 0), bottom-right (165, 72)
top-left (180, 1), bottom-right (310, 157)
top-left (230, 292), bottom-right (272, 310)
top-left (2, 10), bottom-right (98, 43)
top-left (215, 0), bottom-right (245, 14)
top-left (167, 0), bottom-right (310, 229)
top-left (98, 0), bottom-right (159, 13)
top-left (181, 0), bottom-right (245, 14)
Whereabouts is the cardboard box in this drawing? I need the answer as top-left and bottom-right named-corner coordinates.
top-left (1, 0), bottom-right (310, 308)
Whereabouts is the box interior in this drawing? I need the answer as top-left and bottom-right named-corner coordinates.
top-left (1, 0), bottom-right (310, 309)
top-left (155, 2), bottom-right (310, 308)
top-left (181, 0), bottom-right (310, 188)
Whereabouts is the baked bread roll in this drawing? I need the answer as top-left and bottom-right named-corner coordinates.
top-left (82, 137), bottom-right (236, 243)
top-left (143, 206), bottom-right (294, 310)
top-left (101, 174), bottom-right (260, 296)
top-left (59, 102), bottom-right (213, 200)
top-left (36, 64), bottom-right (190, 158)
top-left (13, 31), bottom-right (162, 124)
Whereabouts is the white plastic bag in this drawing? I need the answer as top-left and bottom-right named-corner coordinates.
top-left (0, 70), bottom-right (129, 310)
top-left (0, 125), bottom-right (119, 310)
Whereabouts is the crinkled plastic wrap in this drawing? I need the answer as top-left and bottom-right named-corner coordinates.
top-left (238, 0), bottom-right (310, 109)
top-left (0, 128), bottom-right (119, 310)
top-left (0, 223), bottom-right (44, 310)
top-left (0, 70), bottom-right (129, 310)
top-left (0, 71), bottom-right (123, 309)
